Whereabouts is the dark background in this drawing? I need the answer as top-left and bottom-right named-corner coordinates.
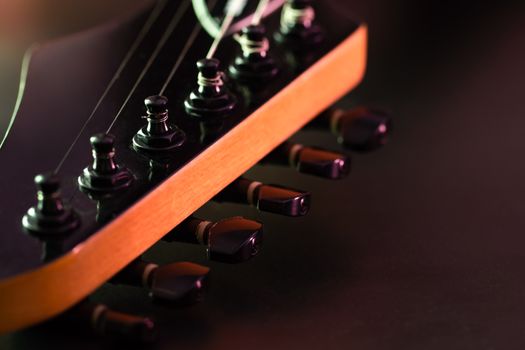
top-left (2, 0), bottom-right (525, 349)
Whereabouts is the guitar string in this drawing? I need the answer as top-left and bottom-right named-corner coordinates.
top-left (232, 0), bottom-right (270, 44)
top-left (158, 0), bottom-right (219, 96)
top-left (206, 0), bottom-right (247, 59)
top-left (105, 0), bottom-right (191, 133)
top-left (226, 0), bottom-right (284, 36)
top-left (56, 0), bottom-right (274, 170)
top-left (160, 0), bottom-right (274, 103)
top-left (157, 24), bottom-right (202, 96)
top-left (53, 0), bottom-right (168, 174)
top-left (252, 0), bottom-right (270, 25)
top-left (0, 45), bottom-right (36, 151)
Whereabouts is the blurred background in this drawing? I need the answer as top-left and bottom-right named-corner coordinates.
top-left (1, 0), bottom-right (525, 349)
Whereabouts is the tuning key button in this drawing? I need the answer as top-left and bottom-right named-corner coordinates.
top-left (149, 262), bottom-right (209, 305)
top-left (78, 133), bottom-right (133, 194)
top-left (263, 142), bottom-right (351, 179)
top-left (65, 300), bottom-right (156, 342)
top-left (164, 216), bottom-right (263, 263)
top-left (133, 95), bottom-right (185, 153)
top-left (185, 58), bottom-right (236, 120)
top-left (229, 24), bottom-right (278, 82)
top-left (215, 177), bottom-right (310, 217)
top-left (275, 0), bottom-right (324, 47)
top-left (22, 173), bottom-right (79, 239)
top-left (324, 107), bottom-right (391, 152)
top-left (113, 260), bottom-right (209, 305)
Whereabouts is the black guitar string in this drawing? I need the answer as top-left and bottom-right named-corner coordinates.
top-left (53, 0), bottom-right (168, 174)
top-left (105, 0), bottom-right (191, 133)
top-left (158, 0), bottom-right (219, 96)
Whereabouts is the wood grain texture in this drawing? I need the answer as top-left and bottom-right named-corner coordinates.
top-left (0, 25), bottom-right (367, 333)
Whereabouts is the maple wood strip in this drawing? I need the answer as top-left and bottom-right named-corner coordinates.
top-left (0, 25), bottom-right (367, 333)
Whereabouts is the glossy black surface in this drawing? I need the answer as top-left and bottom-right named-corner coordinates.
top-left (206, 217), bottom-right (263, 263)
top-left (165, 216), bottom-right (263, 263)
top-left (148, 262), bottom-right (210, 304)
top-left (215, 177), bottom-right (311, 217)
top-left (4, 0), bottom-right (525, 349)
top-left (263, 142), bottom-right (351, 179)
top-left (0, 1), bottom-right (357, 279)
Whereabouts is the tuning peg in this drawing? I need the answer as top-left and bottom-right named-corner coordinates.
top-left (261, 142), bottom-right (350, 179)
top-left (133, 95), bottom-right (186, 153)
top-left (112, 260), bottom-right (209, 305)
top-left (78, 133), bottom-right (133, 194)
top-left (22, 173), bottom-right (79, 239)
top-left (164, 216), bottom-right (263, 263)
top-left (63, 300), bottom-right (156, 342)
top-left (185, 58), bottom-right (236, 120)
top-left (229, 24), bottom-right (278, 83)
top-left (313, 107), bottom-right (391, 152)
top-left (275, 0), bottom-right (323, 47)
top-left (215, 177), bottom-right (310, 217)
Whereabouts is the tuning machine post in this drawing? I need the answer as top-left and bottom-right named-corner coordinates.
top-left (78, 133), bottom-right (133, 195)
top-left (275, 0), bottom-right (324, 48)
top-left (185, 58), bottom-right (236, 120)
top-left (163, 216), bottom-right (263, 264)
top-left (133, 95), bottom-right (186, 154)
top-left (21, 173), bottom-right (79, 263)
top-left (214, 177), bottom-right (310, 217)
top-left (22, 173), bottom-right (79, 240)
top-left (229, 24), bottom-right (278, 83)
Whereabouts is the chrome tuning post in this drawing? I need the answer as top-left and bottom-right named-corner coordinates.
top-left (262, 141), bottom-right (351, 179)
top-left (214, 177), bottom-right (310, 217)
top-left (164, 216), bottom-right (263, 263)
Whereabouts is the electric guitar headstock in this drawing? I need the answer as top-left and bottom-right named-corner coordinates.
top-left (0, 0), bottom-right (390, 339)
